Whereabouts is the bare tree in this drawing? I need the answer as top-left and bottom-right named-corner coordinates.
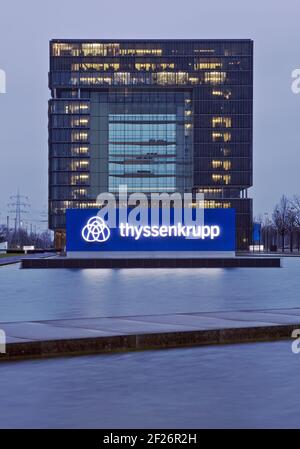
top-left (291, 195), bottom-right (300, 251)
top-left (0, 225), bottom-right (6, 243)
top-left (272, 195), bottom-right (289, 252)
top-left (261, 214), bottom-right (273, 252)
top-left (291, 195), bottom-right (300, 225)
top-left (0, 226), bottom-right (53, 249)
top-left (286, 203), bottom-right (298, 252)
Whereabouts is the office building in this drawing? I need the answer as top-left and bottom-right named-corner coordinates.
top-left (49, 39), bottom-right (253, 249)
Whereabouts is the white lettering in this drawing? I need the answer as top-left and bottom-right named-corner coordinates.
top-left (160, 226), bottom-right (168, 237)
top-left (202, 225), bottom-right (211, 239)
top-left (119, 223), bottom-right (126, 237)
top-left (134, 226), bottom-right (144, 240)
top-left (151, 226), bottom-right (160, 237)
top-left (118, 224), bottom-right (221, 240)
top-left (143, 226), bottom-right (151, 237)
top-left (211, 225), bottom-right (221, 239)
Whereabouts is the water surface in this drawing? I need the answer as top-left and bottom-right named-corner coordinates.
top-left (0, 258), bottom-right (298, 322)
top-left (0, 341), bottom-right (299, 428)
top-left (0, 259), bottom-right (300, 428)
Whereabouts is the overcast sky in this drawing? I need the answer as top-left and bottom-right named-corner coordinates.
top-left (0, 0), bottom-right (299, 225)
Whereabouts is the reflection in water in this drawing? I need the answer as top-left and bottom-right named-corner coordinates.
top-left (0, 341), bottom-right (299, 428)
top-left (0, 258), bottom-right (297, 322)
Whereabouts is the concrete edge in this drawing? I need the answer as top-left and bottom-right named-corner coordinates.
top-left (0, 260), bottom-right (21, 267)
top-left (0, 253), bottom-right (55, 267)
top-left (0, 324), bottom-right (296, 362)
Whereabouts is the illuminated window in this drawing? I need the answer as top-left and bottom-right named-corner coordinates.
top-left (135, 49), bottom-right (162, 55)
top-left (135, 63), bottom-right (175, 71)
top-left (119, 48), bottom-right (162, 56)
top-left (212, 174), bottom-right (231, 185)
top-left (71, 146), bottom-right (89, 156)
top-left (176, 72), bottom-right (188, 84)
top-left (188, 77), bottom-right (199, 84)
top-left (72, 188), bottom-right (88, 199)
top-left (212, 160), bottom-right (222, 169)
top-left (194, 49), bottom-right (215, 54)
top-left (197, 188), bottom-right (223, 194)
top-left (212, 174), bottom-right (222, 183)
top-left (135, 63), bottom-right (153, 71)
top-left (114, 72), bottom-right (130, 84)
top-left (160, 63), bottom-right (175, 70)
top-left (212, 160), bottom-right (232, 170)
top-left (70, 160), bottom-right (89, 171)
top-left (81, 43), bottom-right (120, 56)
top-left (194, 61), bottom-right (222, 70)
top-left (203, 201), bottom-right (231, 208)
top-left (212, 117), bottom-right (232, 128)
top-left (156, 72), bottom-right (189, 85)
top-left (71, 174), bottom-right (89, 185)
top-left (71, 118), bottom-right (89, 128)
top-left (52, 43), bottom-right (80, 56)
top-left (212, 89), bottom-right (231, 99)
top-left (212, 132), bottom-right (231, 142)
top-left (71, 131), bottom-right (89, 142)
top-left (72, 63), bottom-right (120, 71)
top-left (64, 102), bottom-right (89, 114)
top-left (156, 72), bottom-right (176, 85)
top-left (204, 72), bottom-right (226, 84)
top-left (79, 104), bottom-right (89, 112)
top-left (78, 75), bottom-right (112, 85)
top-left (224, 175), bottom-right (231, 185)
top-left (223, 160), bottom-right (231, 170)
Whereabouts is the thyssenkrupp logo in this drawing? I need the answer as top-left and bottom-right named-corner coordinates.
top-left (82, 216), bottom-right (111, 243)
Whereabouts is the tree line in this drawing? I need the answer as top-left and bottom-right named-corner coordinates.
top-left (0, 226), bottom-right (53, 249)
top-left (256, 195), bottom-right (300, 252)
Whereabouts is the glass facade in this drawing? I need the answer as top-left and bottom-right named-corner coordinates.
top-left (49, 39), bottom-right (253, 249)
top-left (109, 114), bottom-right (177, 193)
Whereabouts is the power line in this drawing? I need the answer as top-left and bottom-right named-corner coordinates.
top-left (7, 188), bottom-right (30, 231)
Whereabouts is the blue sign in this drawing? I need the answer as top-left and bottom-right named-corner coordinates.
top-left (252, 222), bottom-right (261, 243)
top-left (66, 208), bottom-right (236, 253)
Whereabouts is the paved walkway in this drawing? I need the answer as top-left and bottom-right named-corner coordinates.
top-left (0, 253), bottom-right (55, 267)
top-left (1, 307), bottom-right (300, 361)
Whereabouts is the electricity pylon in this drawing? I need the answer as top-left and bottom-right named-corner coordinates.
top-left (7, 189), bottom-right (30, 231)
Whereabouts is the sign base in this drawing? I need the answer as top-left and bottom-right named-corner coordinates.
top-left (67, 251), bottom-right (236, 259)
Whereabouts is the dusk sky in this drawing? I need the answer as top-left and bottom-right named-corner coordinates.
top-left (0, 0), bottom-right (299, 226)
